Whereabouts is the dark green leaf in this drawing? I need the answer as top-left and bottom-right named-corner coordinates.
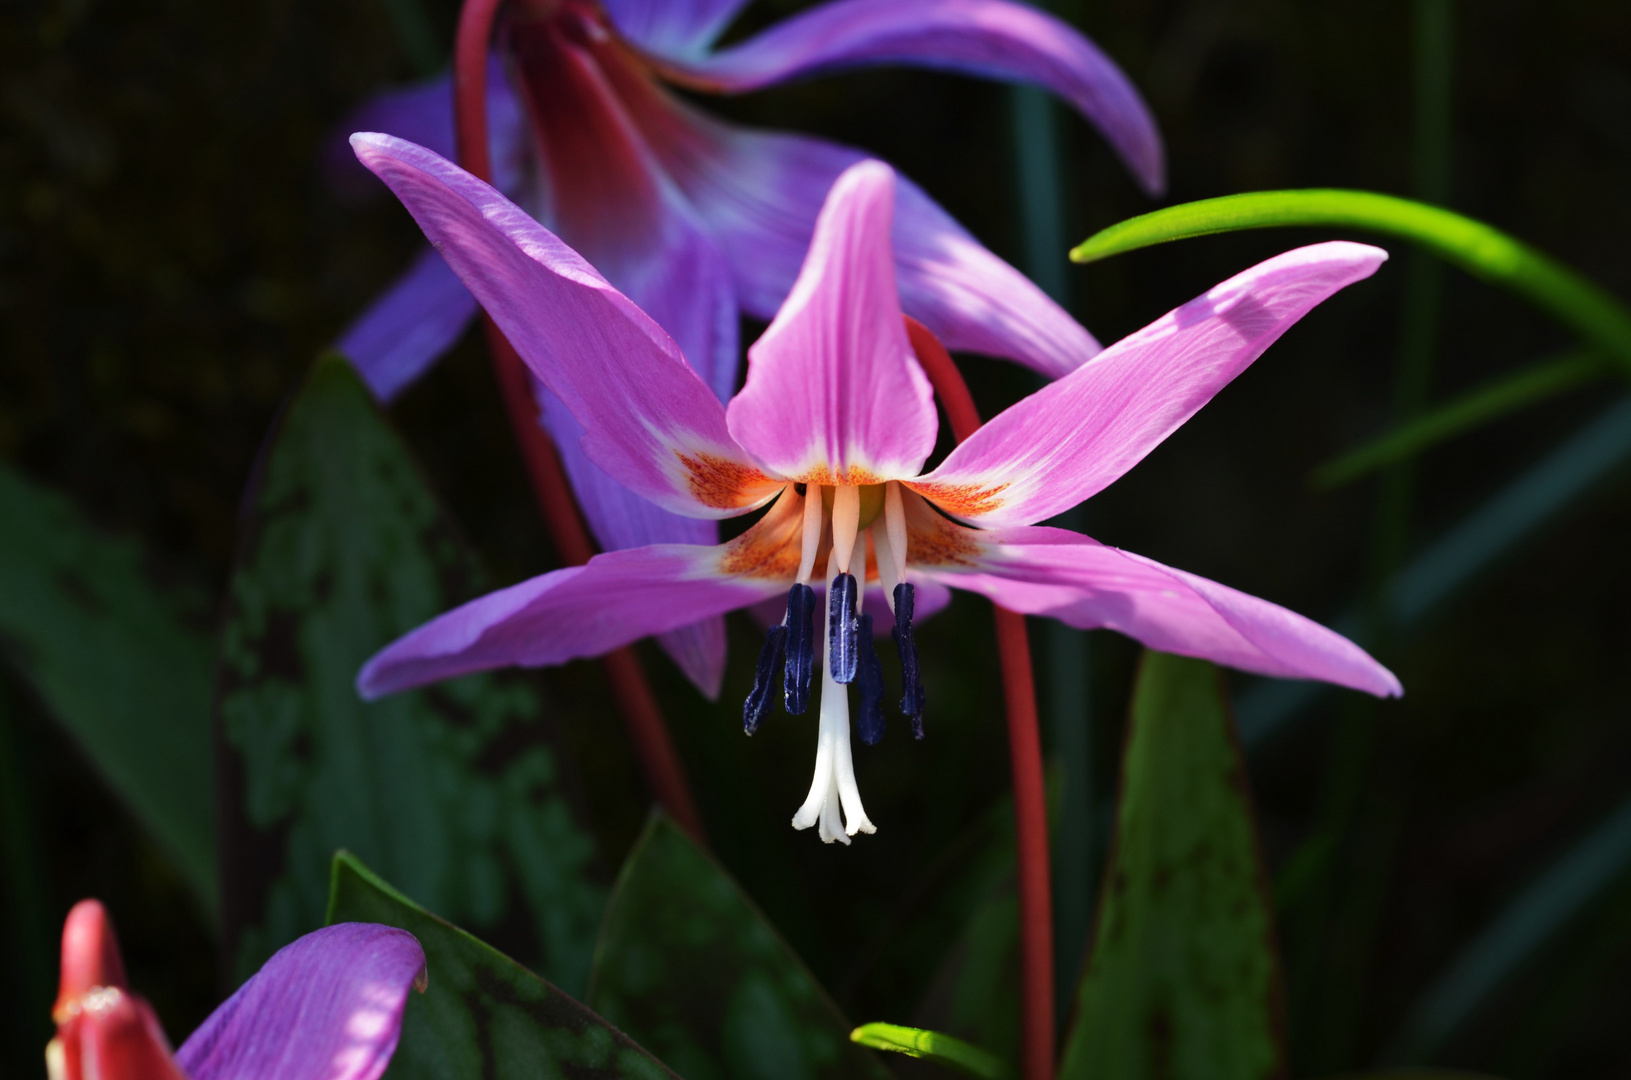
top-left (1060, 652), bottom-right (1284, 1080)
top-left (1070, 191), bottom-right (1631, 376)
top-left (216, 356), bottom-right (604, 988)
top-left (326, 850), bottom-right (676, 1079)
top-left (850, 1022), bottom-right (1012, 1079)
top-left (588, 814), bottom-right (893, 1080)
top-left (1319, 1073), bottom-right (1505, 1079)
top-left (1312, 350), bottom-right (1608, 488)
top-left (0, 463), bottom-right (215, 908)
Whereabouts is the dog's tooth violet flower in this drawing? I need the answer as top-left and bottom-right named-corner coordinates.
top-left (352, 143), bottom-right (1400, 844)
top-left (46, 900), bottom-right (425, 1080)
top-left (330, 0), bottom-right (1165, 697)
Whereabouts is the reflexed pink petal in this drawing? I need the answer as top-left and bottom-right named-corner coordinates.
top-left (175, 923), bottom-right (426, 1080)
top-left (924, 525), bottom-right (1400, 697)
top-left (622, 92), bottom-right (1100, 377)
top-left (351, 133), bottom-right (778, 518)
top-left (357, 544), bottom-right (783, 699)
top-left (602, 0), bottom-right (754, 61)
top-left (334, 246), bottom-right (479, 403)
top-left (325, 55), bottom-right (527, 200)
top-left (912, 242), bottom-right (1389, 526)
top-left (660, 0), bottom-right (1164, 195)
top-left (726, 161), bottom-right (938, 484)
top-left (535, 386), bottom-right (728, 697)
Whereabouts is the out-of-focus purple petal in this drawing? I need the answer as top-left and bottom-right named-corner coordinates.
top-left (912, 243), bottom-right (1389, 527)
top-left (926, 525), bottom-right (1400, 697)
top-left (333, 246), bottom-right (479, 403)
top-left (325, 55), bottom-right (528, 200)
top-left (535, 383), bottom-right (729, 698)
top-left (728, 161), bottom-right (937, 483)
top-left (175, 923), bottom-right (426, 1080)
top-left (602, 0), bottom-right (754, 61)
top-left (661, 0), bottom-right (1164, 195)
top-left (624, 96), bottom-right (1100, 377)
top-left (357, 543), bottom-right (783, 699)
top-left (351, 132), bottom-right (779, 518)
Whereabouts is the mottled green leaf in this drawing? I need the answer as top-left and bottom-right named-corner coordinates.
top-left (1070, 190), bottom-right (1631, 376)
top-left (588, 814), bottom-right (893, 1080)
top-left (0, 463), bottom-right (214, 908)
top-left (850, 1022), bottom-right (1012, 1079)
top-left (1059, 652), bottom-right (1284, 1080)
top-left (216, 356), bottom-right (603, 990)
top-left (326, 850), bottom-right (675, 1079)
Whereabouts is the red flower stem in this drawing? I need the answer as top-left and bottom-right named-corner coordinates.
top-left (906, 318), bottom-right (1055, 1080)
top-left (454, 0), bottom-right (705, 844)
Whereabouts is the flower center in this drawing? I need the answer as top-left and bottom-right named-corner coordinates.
top-left (741, 482), bottom-right (929, 845)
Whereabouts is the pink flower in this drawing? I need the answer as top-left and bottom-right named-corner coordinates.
top-left (351, 142), bottom-right (1400, 843)
top-left (330, 0), bottom-right (1165, 697)
top-left (47, 901), bottom-right (425, 1080)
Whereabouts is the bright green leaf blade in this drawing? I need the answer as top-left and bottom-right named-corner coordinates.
top-left (325, 850), bottom-right (676, 1079)
top-left (0, 463), bottom-right (216, 910)
top-left (1313, 350), bottom-right (1609, 488)
top-left (1070, 190), bottom-right (1631, 374)
top-left (850, 1022), bottom-right (1013, 1079)
top-left (588, 814), bottom-right (894, 1080)
top-left (216, 356), bottom-right (604, 988)
top-left (1060, 652), bottom-right (1284, 1080)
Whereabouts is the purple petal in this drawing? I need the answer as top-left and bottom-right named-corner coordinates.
top-left (333, 246), bottom-right (479, 403)
top-left (536, 384), bottom-right (729, 698)
top-left (926, 526), bottom-right (1400, 697)
top-left (662, 0), bottom-right (1164, 195)
top-left (602, 0), bottom-right (754, 61)
top-left (357, 543), bottom-right (783, 699)
top-left (912, 242), bottom-right (1389, 527)
top-left (726, 161), bottom-right (938, 483)
top-left (175, 923), bottom-right (426, 1080)
top-left (626, 97), bottom-right (1100, 377)
top-left (350, 132), bottom-right (778, 519)
top-left (325, 56), bottom-right (528, 200)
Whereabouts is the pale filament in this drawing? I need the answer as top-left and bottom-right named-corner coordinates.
top-left (796, 484), bottom-right (824, 585)
top-left (872, 521), bottom-right (899, 611)
top-left (790, 546), bottom-right (877, 841)
top-left (830, 484), bottom-right (861, 574)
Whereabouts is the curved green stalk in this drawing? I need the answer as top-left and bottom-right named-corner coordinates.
top-left (1070, 190), bottom-right (1631, 374)
top-left (851, 1023), bottom-right (1013, 1079)
top-left (1313, 349), bottom-right (1610, 488)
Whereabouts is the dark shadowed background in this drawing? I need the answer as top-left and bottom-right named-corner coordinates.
top-left (2, 0), bottom-right (1629, 1076)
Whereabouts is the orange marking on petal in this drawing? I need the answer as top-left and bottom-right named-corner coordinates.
top-left (906, 479), bottom-right (1011, 519)
top-left (675, 451), bottom-right (777, 510)
top-left (719, 488), bottom-right (806, 580)
top-left (792, 463), bottom-right (890, 488)
top-left (902, 492), bottom-right (982, 568)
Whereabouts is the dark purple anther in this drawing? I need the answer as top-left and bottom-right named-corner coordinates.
top-left (783, 583), bottom-right (816, 714)
top-left (743, 623), bottom-right (787, 734)
top-left (828, 572), bottom-right (859, 683)
top-left (856, 613), bottom-right (886, 745)
top-left (892, 583), bottom-right (925, 737)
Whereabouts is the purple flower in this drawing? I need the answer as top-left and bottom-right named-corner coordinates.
top-left (350, 142), bottom-right (1401, 844)
top-left (332, 0), bottom-right (1165, 697)
top-left (48, 900), bottom-right (425, 1080)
